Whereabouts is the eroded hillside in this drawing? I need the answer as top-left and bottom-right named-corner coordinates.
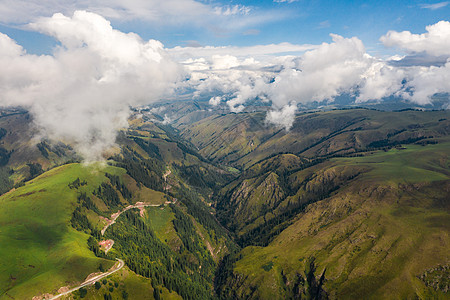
top-left (0, 108), bottom-right (448, 299)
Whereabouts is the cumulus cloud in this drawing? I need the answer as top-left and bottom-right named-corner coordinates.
top-left (178, 34), bottom-right (379, 125)
top-left (378, 21), bottom-right (450, 104)
top-left (178, 22), bottom-right (450, 129)
top-left (209, 96), bottom-right (222, 106)
top-left (380, 21), bottom-right (450, 57)
top-left (180, 53), bottom-right (271, 112)
top-left (266, 103), bottom-right (297, 131)
top-left (0, 11), bottom-right (182, 161)
top-left (171, 42), bottom-right (318, 115)
top-left (268, 34), bottom-right (371, 107)
top-left (400, 62), bottom-right (450, 104)
top-left (357, 61), bottom-right (405, 102)
top-left (2, 13), bottom-right (449, 143)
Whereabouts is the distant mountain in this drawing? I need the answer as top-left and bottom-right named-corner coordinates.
top-left (0, 107), bottom-right (448, 299)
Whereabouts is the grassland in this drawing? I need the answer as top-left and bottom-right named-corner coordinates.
top-left (334, 143), bottom-right (450, 183)
top-left (220, 143), bottom-right (450, 299)
top-left (0, 163), bottom-right (123, 299)
top-left (1, 108), bottom-right (448, 299)
top-left (181, 109), bottom-right (450, 168)
top-left (144, 206), bottom-right (180, 248)
top-left (63, 266), bottom-right (181, 300)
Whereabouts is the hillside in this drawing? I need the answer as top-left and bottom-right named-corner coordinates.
top-left (215, 143), bottom-right (450, 299)
top-left (0, 163), bottom-right (116, 299)
top-left (0, 108), bottom-right (448, 299)
top-left (0, 111), bottom-right (237, 300)
top-left (181, 109), bottom-right (450, 168)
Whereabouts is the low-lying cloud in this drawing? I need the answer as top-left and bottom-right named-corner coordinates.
top-left (0, 11), bottom-right (182, 161)
top-left (0, 13), bottom-right (449, 162)
top-left (178, 21), bottom-right (450, 129)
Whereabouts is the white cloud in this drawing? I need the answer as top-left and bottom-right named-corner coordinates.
top-left (0, 33), bottom-right (24, 56)
top-left (0, 0), bottom-right (277, 38)
top-left (0, 11), bottom-right (182, 161)
top-left (209, 96), bottom-right (222, 106)
top-left (177, 25), bottom-right (449, 129)
top-left (317, 20), bottom-right (331, 29)
top-left (1, 14), bottom-right (449, 142)
top-left (0, 0), bottom-right (209, 23)
top-left (243, 29), bottom-right (260, 36)
top-left (357, 61), bottom-right (405, 102)
top-left (420, 2), bottom-right (449, 10)
top-left (266, 103), bottom-right (297, 131)
top-left (274, 0), bottom-right (298, 3)
top-left (168, 43), bottom-right (318, 62)
top-left (214, 5), bottom-right (250, 16)
top-left (377, 20), bottom-right (450, 105)
top-left (380, 21), bottom-right (450, 56)
top-left (400, 62), bottom-right (450, 104)
top-left (177, 34), bottom-right (377, 127)
top-left (268, 34), bottom-right (372, 107)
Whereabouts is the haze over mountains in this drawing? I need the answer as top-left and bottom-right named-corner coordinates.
top-left (0, 9), bottom-right (449, 160)
top-left (0, 1), bottom-right (449, 299)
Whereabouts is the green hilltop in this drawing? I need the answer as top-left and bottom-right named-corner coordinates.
top-left (0, 163), bottom-right (116, 299)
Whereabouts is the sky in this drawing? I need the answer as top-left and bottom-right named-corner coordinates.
top-left (0, 0), bottom-right (449, 160)
top-left (0, 0), bottom-right (449, 54)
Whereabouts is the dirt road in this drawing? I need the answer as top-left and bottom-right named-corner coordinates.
top-left (44, 259), bottom-right (124, 300)
top-left (101, 202), bottom-right (161, 235)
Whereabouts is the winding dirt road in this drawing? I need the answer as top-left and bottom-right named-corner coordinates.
top-left (43, 190), bottom-right (173, 299)
top-left (101, 202), bottom-right (161, 235)
top-left (44, 259), bottom-right (125, 300)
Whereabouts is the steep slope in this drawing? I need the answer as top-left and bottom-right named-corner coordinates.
top-left (0, 111), bottom-right (237, 299)
top-left (216, 143), bottom-right (450, 299)
top-left (0, 163), bottom-right (116, 299)
top-left (0, 109), bottom-right (78, 189)
top-left (1, 107), bottom-right (448, 299)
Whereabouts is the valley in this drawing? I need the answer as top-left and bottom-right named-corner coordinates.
top-left (1, 3), bottom-right (449, 299)
top-left (0, 107), bottom-right (448, 299)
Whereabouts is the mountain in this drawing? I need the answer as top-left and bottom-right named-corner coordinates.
top-left (0, 107), bottom-right (448, 299)
top-left (0, 110), bottom-right (236, 299)
top-left (180, 109), bottom-right (449, 168)
top-left (215, 143), bottom-right (449, 299)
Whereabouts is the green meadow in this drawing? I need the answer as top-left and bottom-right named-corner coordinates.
top-left (334, 143), bottom-right (450, 183)
top-left (0, 163), bottom-right (122, 299)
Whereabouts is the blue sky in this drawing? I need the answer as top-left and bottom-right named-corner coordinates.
top-left (0, 0), bottom-right (449, 55)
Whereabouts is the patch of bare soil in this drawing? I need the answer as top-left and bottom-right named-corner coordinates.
top-left (32, 293), bottom-right (53, 300)
top-left (57, 286), bottom-right (69, 294)
top-left (84, 272), bottom-right (103, 282)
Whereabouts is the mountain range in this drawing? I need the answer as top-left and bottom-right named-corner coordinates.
top-left (0, 105), bottom-right (448, 299)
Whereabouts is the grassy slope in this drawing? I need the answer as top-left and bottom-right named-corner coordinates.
top-left (0, 163), bottom-right (122, 299)
top-left (145, 206), bottom-right (178, 244)
top-left (0, 111), bottom-right (233, 299)
top-left (65, 266), bottom-right (181, 300)
top-left (225, 143), bottom-right (450, 299)
top-left (0, 112), bottom-right (78, 183)
top-left (182, 109), bottom-right (450, 168)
